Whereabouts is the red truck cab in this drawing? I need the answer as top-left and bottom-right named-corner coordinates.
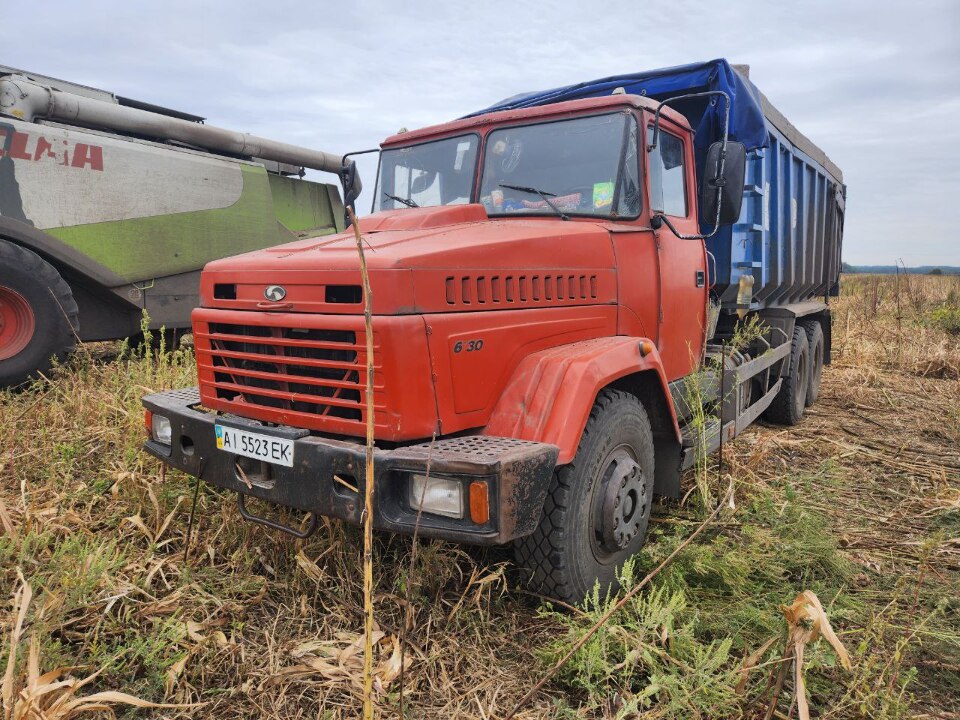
top-left (144, 94), bottom-right (786, 602)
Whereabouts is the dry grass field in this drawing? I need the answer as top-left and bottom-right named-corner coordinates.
top-left (1, 273), bottom-right (958, 719)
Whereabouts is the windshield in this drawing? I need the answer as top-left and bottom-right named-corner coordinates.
top-left (375, 134), bottom-right (479, 211)
top-left (479, 112), bottom-right (640, 218)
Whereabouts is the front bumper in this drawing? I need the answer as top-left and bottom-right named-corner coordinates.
top-left (142, 388), bottom-right (558, 545)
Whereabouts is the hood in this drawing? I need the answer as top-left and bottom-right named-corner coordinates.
top-left (200, 204), bottom-right (617, 314)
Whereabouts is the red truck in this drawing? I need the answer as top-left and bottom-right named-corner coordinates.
top-left (143, 61), bottom-right (844, 602)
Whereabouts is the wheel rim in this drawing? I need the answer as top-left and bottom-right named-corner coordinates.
top-left (592, 446), bottom-right (648, 559)
top-left (0, 285), bottom-right (35, 361)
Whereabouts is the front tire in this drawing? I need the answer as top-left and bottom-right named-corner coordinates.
top-left (0, 239), bottom-right (79, 387)
top-left (513, 389), bottom-right (655, 604)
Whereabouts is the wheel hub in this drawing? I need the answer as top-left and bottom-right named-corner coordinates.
top-left (598, 453), bottom-right (647, 552)
top-left (0, 285), bottom-right (35, 361)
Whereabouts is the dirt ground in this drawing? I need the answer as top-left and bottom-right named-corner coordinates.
top-left (1, 274), bottom-right (958, 719)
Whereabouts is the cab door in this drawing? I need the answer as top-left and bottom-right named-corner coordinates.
top-left (644, 114), bottom-right (708, 380)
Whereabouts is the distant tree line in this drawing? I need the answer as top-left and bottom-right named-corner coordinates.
top-left (841, 263), bottom-right (959, 275)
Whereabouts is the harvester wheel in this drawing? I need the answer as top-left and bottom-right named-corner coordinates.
top-left (513, 388), bottom-right (655, 605)
top-left (764, 325), bottom-right (809, 426)
top-left (798, 319), bottom-right (824, 407)
top-left (0, 239), bottom-right (79, 387)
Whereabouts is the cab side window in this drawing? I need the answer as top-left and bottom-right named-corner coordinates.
top-left (650, 129), bottom-right (688, 217)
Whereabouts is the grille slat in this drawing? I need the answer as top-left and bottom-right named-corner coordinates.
top-left (200, 345), bottom-right (377, 373)
top-left (209, 380), bottom-right (384, 412)
top-left (195, 330), bottom-right (372, 354)
top-left (198, 363), bottom-right (383, 393)
top-left (201, 322), bottom-right (372, 423)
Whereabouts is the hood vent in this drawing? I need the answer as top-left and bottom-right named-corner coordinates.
top-left (445, 273), bottom-right (598, 308)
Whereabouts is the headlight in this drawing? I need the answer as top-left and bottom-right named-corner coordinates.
top-left (408, 474), bottom-right (463, 519)
top-left (151, 414), bottom-right (172, 445)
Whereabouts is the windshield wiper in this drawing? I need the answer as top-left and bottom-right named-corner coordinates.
top-left (499, 183), bottom-right (570, 221)
top-left (383, 192), bottom-right (419, 208)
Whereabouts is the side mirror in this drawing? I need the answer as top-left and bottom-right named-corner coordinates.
top-left (700, 141), bottom-right (746, 226)
top-left (340, 159), bottom-right (363, 212)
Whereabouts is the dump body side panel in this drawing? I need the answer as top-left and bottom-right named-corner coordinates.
top-left (707, 121), bottom-right (844, 311)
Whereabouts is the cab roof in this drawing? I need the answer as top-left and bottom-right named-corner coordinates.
top-left (381, 94), bottom-right (689, 148)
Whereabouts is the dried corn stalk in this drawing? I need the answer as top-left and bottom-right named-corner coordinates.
top-left (347, 206), bottom-right (377, 720)
top-left (760, 590), bottom-right (852, 720)
top-left (3, 574), bottom-right (194, 720)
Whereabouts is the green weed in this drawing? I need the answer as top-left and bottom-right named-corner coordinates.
top-left (540, 479), bottom-right (863, 718)
top-left (927, 305), bottom-right (960, 334)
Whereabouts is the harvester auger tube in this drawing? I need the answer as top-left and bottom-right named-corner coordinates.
top-left (0, 75), bottom-right (345, 174)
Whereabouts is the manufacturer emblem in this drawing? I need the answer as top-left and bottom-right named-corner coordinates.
top-left (264, 285), bottom-right (287, 302)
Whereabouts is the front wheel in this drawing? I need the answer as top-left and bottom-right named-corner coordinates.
top-left (513, 389), bottom-right (655, 604)
top-left (0, 239), bottom-right (79, 387)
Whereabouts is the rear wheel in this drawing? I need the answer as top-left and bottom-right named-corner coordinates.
top-left (764, 325), bottom-right (809, 426)
top-left (798, 319), bottom-right (824, 407)
top-left (0, 239), bottom-right (79, 387)
top-left (513, 389), bottom-right (655, 604)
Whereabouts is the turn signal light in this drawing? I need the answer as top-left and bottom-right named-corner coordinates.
top-left (469, 481), bottom-right (489, 525)
top-left (639, 340), bottom-right (655, 357)
top-left (144, 410), bottom-right (153, 438)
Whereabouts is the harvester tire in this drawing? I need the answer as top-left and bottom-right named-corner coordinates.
top-left (764, 325), bottom-right (809, 426)
top-left (513, 388), bottom-right (655, 605)
top-left (798, 319), bottom-right (824, 407)
top-left (0, 239), bottom-right (79, 387)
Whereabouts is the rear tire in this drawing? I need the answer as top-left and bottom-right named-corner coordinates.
top-left (513, 389), bottom-right (655, 604)
top-left (0, 239), bottom-right (79, 387)
top-left (798, 319), bottom-right (824, 407)
top-left (764, 325), bottom-right (809, 426)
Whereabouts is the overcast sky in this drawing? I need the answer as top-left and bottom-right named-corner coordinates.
top-left (3, 0), bottom-right (958, 265)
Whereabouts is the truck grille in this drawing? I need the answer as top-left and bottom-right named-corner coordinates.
top-left (198, 321), bottom-right (377, 425)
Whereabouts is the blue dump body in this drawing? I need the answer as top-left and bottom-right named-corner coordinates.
top-left (471, 59), bottom-right (845, 312)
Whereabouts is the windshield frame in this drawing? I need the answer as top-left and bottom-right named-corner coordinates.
top-left (478, 110), bottom-right (641, 222)
top-left (372, 131), bottom-right (482, 214)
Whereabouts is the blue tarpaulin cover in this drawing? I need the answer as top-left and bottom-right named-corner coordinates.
top-left (468, 59), bottom-right (845, 310)
top-left (467, 59), bottom-right (769, 167)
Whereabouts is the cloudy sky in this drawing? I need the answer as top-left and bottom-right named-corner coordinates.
top-left (4, 0), bottom-right (958, 265)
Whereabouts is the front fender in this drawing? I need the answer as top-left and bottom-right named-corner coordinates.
top-left (483, 336), bottom-right (680, 465)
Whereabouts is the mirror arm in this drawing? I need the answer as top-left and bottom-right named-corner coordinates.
top-left (340, 148), bottom-right (380, 227)
top-left (648, 90), bottom-right (732, 240)
top-left (650, 212), bottom-right (703, 240)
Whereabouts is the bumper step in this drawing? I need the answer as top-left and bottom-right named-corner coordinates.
top-left (142, 387), bottom-right (559, 545)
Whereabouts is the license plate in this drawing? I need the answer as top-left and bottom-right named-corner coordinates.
top-left (215, 424), bottom-right (295, 467)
